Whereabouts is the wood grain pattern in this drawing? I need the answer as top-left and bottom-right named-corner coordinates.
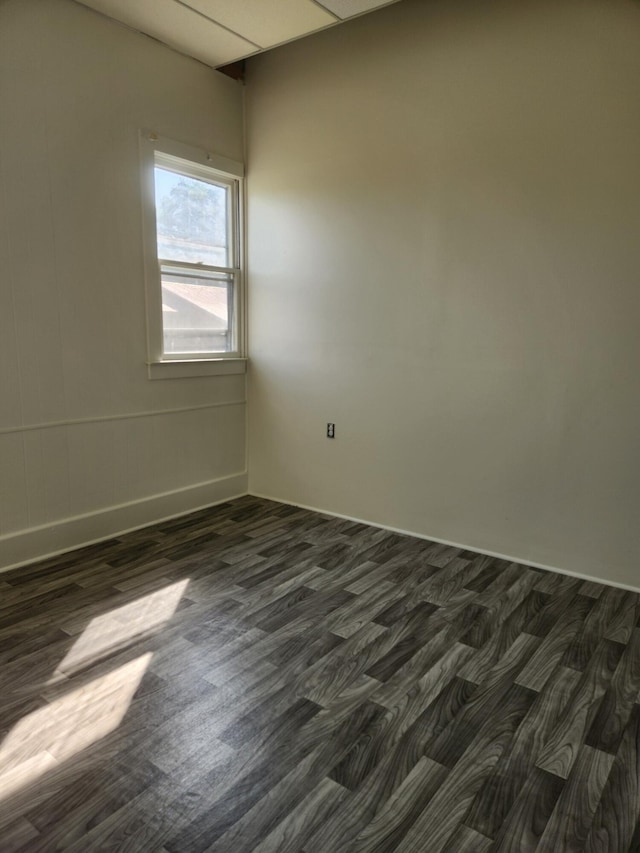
top-left (0, 496), bottom-right (637, 851)
top-left (584, 704), bottom-right (640, 853)
top-left (537, 744), bottom-right (614, 852)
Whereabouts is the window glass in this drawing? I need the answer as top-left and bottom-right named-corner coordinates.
top-left (154, 167), bottom-right (230, 267)
top-left (141, 133), bottom-right (243, 368)
top-left (160, 268), bottom-right (232, 354)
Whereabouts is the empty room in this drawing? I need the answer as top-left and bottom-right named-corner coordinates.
top-left (1, 0), bottom-right (640, 849)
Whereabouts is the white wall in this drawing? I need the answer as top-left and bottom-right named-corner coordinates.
top-left (0, 0), bottom-right (247, 569)
top-left (246, 0), bottom-right (640, 587)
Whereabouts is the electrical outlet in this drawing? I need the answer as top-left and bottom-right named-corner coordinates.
top-left (327, 423), bottom-right (335, 439)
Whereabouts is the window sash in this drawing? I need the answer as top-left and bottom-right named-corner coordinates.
top-left (154, 158), bottom-right (240, 271)
top-left (158, 259), bottom-right (239, 275)
top-left (159, 263), bottom-right (238, 359)
top-left (140, 131), bottom-right (245, 367)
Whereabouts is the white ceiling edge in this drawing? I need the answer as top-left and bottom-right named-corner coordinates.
top-left (314, 0), bottom-right (402, 20)
top-left (182, 0), bottom-right (337, 50)
top-left (72, 0), bottom-right (406, 69)
top-left (74, 0), bottom-right (258, 67)
top-left (219, 0), bottom-right (407, 66)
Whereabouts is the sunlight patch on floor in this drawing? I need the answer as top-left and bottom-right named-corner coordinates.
top-left (0, 578), bottom-right (191, 804)
top-left (54, 578), bottom-right (190, 677)
top-left (0, 653), bottom-right (151, 802)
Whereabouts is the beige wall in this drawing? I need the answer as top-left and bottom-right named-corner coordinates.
top-left (0, 0), bottom-right (247, 569)
top-left (246, 0), bottom-right (640, 587)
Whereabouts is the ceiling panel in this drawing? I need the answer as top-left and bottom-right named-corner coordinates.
top-left (75, 0), bottom-right (405, 68)
top-left (182, 0), bottom-right (337, 48)
top-left (77, 0), bottom-right (258, 66)
top-left (315, 0), bottom-right (399, 20)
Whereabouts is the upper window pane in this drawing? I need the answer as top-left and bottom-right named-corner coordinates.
top-left (154, 167), bottom-right (229, 267)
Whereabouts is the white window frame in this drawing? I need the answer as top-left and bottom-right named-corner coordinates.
top-left (139, 131), bottom-right (246, 379)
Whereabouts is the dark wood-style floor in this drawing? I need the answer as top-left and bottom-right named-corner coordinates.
top-left (1, 497), bottom-right (639, 852)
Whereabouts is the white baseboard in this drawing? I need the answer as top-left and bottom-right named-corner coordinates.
top-left (5, 480), bottom-right (637, 597)
top-left (250, 491), bottom-right (640, 596)
top-left (0, 472), bottom-right (248, 573)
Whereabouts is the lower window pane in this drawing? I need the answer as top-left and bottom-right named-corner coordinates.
top-left (161, 269), bottom-right (232, 354)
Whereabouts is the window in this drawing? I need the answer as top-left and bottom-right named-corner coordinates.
top-left (140, 132), bottom-right (245, 378)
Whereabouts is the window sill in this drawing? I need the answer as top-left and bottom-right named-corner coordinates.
top-left (147, 358), bottom-right (247, 380)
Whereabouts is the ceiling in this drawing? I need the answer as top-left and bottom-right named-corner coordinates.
top-left (74, 0), bottom-right (405, 69)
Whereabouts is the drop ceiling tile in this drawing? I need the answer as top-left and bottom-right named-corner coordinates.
top-left (182, 0), bottom-right (337, 48)
top-left (315, 0), bottom-right (399, 20)
top-left (76, 0), bottom-right (258, 66)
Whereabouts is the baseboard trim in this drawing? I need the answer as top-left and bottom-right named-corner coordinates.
top-left (5, 481), bottom-right (636, 596)
top-left (0, 473), bottom-right (248, 573)
top-left (250, 491), bottom-right (640, 596)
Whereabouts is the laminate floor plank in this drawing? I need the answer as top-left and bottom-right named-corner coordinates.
top-left (491, 767), bottom-right (566, 852)
top-left (459, 555), bottom-right (506, 593)
top-left (394, 682), bottom-right (536, 853)
top-left (424, 635), bottom-right (539, 769)
top-left (441, 824), bottom-right (492, 852)
top-left (328, 702), bottom-right (398, 791)
top-left (515, 592), bottom-right (598, 692)
top-left (458, 569), bottom-right (540, 650)
top-left (562, 586), bottom-right (627, 671)
top-left (524, 583), bottom-right (588, 638)
top-left (344, 559), bottom-right (411, 596)
top-left (230, 563), bottom-right (326, 614)
top-left (167, 699), bottom-right (384, 852)
top-left (21, 759), bottom-right (167, 852)
top-left (42, 743), bottom-right (235, 853)
top-left (303, 651), bottom-right (477, 851)
top-left (458, 589), bottom-right (550, 685)
top-left (0, 816), bottom-right (40, 853)
top-left (372, 626), bottom-right (469, 708)
top-left (584, 704), bottom-right (640, 853)
top-left (604, 591), bottom-right (640, 644)
top-left (372, 583), bottom-right (437, 628)
top-left (251, 777), bottom-right (347, 853)
top-left (474, 561), bottom-right (527, 608)
top-left (585, 627), bottom-right (640, 754)
top-left (0, 496), bottom-right (638, 851)
top-left (537, 744), bottom-right (614, 853)
top-left (346, 756), bottom-right (449, 853)
top-left (535, 638), bottom-right (626, 779)
top-left (465, 665), bottom-right (581, 840)
top-left (363, 606), bottom-right (445, 683)
top-left (418, 556), bottom-right (475, 606)
top-left (204, 741), bottom-right (354, 853)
